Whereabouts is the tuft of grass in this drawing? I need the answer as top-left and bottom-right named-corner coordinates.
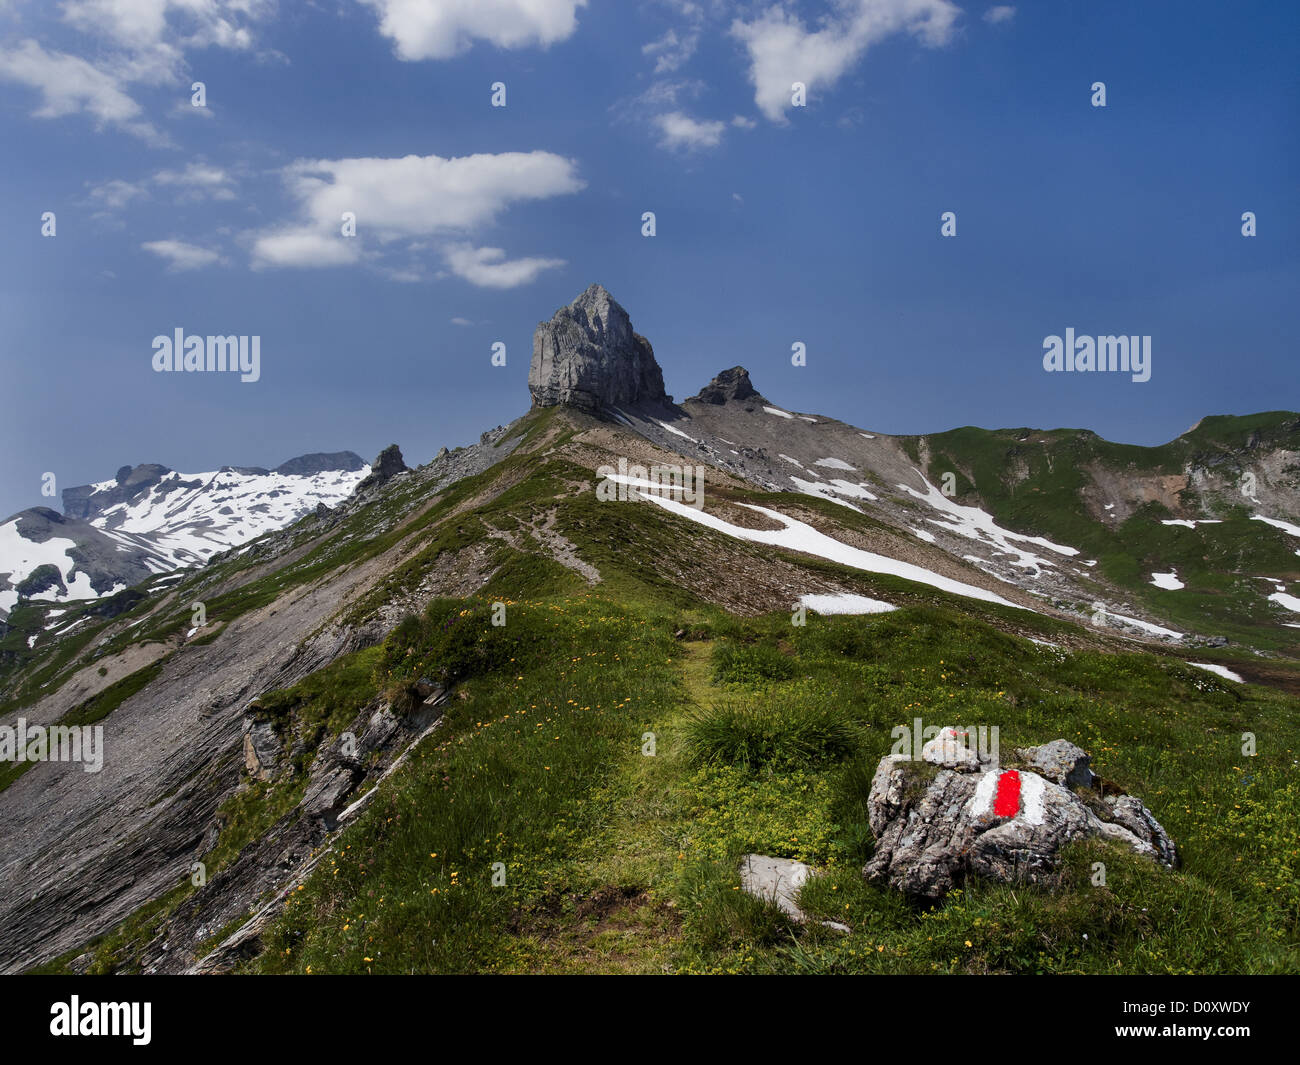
top-left (711, 640), bottom-right (796, 685)
top-left (683, 697), bottom-right (858, 772)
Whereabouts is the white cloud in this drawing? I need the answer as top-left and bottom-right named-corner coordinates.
top-left (250, 150), bottom-right (582, 283)
top-left (983, 5), bottom-right (1015, 24)
top-left (732, 0), bottom-right (962, 122)
top-left (442, 244), bottom-right (565, 289)
top-left (731, 114), bottom-right (756, 129)
top-left (0, 39), bottom-right (160, 139)
top-left (450, 316), bottom-right (474, 326)
top-left (61, 0), bottom-right (270, 53)
top-left (277, 151), bottom-right (583, 238)
top-left (363, 0), bottom-right (587, 60)
top-left (153, 162), bottom-right (237, 200)
top-left (250, 227), bottom-right (361, 270)
top-left (88, 177), bottom-right (148, 209)
top-left (141, 239), bottom-right (224, 271)
top-left (642, 27), bottom-right (698, 74)
top-left (654, 110), bottom-right (725, 150)
top-left (0, 3), bottom-right (272, 139)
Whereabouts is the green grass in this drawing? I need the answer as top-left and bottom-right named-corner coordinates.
top-left (221, 592), bottom-right (1300, 974)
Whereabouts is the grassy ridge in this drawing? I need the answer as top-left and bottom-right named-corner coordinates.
top-left (242, 593), bottom-right (1299, 974)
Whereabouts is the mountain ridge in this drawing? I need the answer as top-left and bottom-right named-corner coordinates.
top-left (0, 284), bottom-right (1297, 974)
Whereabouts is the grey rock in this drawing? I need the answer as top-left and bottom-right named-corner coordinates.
top-left (529, 284), bottom-right (666, 412)
top-left (920, 726), bottom-right (985, 770)
top-left (243, 719), bottom-right (281, 781)
top-left (300, 766), bottom-right (361, 823)
top-left (1014, 739), bottom-right (1097, 789)
top-left (1104, 794), bottom-right (1178, 866)
top-left (358, 444), bottom-right (408, 491)
top-left (359, 708), bottom-right (400, 756)
top-left (738, 854), bottom-right (847, 932)
top-left (739, 854), bottom-right (813, 923)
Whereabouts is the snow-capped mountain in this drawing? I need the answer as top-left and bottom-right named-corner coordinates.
top-left (0, 453), bottom-right (368, 617)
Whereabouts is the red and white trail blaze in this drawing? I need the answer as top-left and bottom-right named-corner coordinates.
top-left (969, 768), bottom-right (1047, 824)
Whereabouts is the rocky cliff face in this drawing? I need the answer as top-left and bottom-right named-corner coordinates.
top-left (529, 284), bottom-right (667, 412)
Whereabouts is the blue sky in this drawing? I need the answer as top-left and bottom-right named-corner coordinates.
top-left (1, 0), bottom-right (1297, 518)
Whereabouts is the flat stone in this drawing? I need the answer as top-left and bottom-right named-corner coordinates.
top-left (739, 854), bottom-right (814, 923)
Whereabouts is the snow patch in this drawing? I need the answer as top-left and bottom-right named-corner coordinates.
top-left (1268, 591), bottom-right (1300, 614)
top-left (1187, 662), bottom-right (1243, 683)
top-left (654, 419), bottom-right (697, 442)
top-left (634, 493), bottom-right (1029, 611)
top-left (897, 469), bottom-right (1079, 576)
top-left (1103, 611), bottom-right (1184, 640)
top-left (1150, 571), bottom-right (1184, 590)
top-left (1252, 514), bottom-right (1300, 538)
top-left (798, 593), bottom-right (897, 615)
top-left (763, 406), bottom-right (794, 419)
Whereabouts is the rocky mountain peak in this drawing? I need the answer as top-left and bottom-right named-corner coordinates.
top-left (528, 284), bottom-right (667, 412)
top-left (692, 366), bottom-right (760, 406)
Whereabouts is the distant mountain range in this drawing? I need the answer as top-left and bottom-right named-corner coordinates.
top-left (0, 453), bottom-right (367, 618)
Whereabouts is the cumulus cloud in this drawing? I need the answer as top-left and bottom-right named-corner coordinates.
top-left (141, 239), bottom-right (224, 271)
top-left (250, 150), bottom-right (582, 285)
top-left (732, 0), bottom-right (962, 122)
top-left (983, 5), bottom-right (1015, 24)
top-left (251, 228), bottom-right (361, 270)
top-left (655, 110), bottom-right (725, 150)
top-left (362, 0), bottom-right (587, 60)
top-left (442, 244), bottom-right (566, 288)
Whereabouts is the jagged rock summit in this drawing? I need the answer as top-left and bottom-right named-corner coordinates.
top-left (529, 283), bottom-right (667, 412)
top-left (358, 444), bottom-right (408, 491)
top-left (691, 366), bottom-right (762, 406)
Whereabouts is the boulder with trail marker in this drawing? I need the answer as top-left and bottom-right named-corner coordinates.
top-left (864, 727), bottom-right (1177, 899)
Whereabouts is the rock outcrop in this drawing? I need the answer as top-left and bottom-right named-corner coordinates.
top-left (864, 730), bottom-right (1177, 899)
top-left (357, 444), bottom-right (408, 491)
top-left (529, 284), bottom-right (667, 412)
top-left (692, 366), bottom-right (760, 406)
